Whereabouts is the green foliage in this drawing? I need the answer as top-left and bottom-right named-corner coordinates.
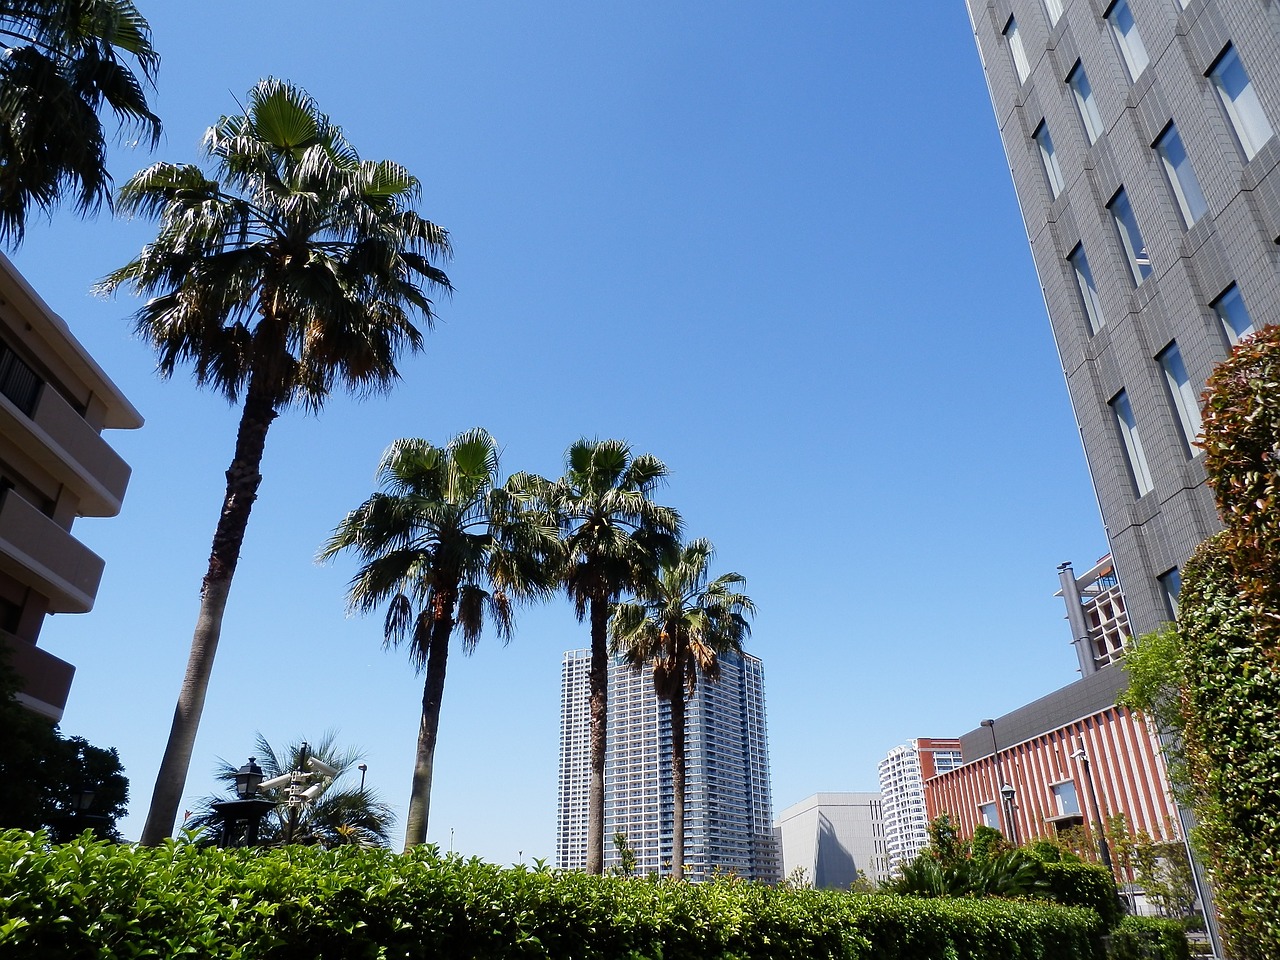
top-left (1200, 323), bottom-right (1280, 620)
top-left (185, 732), bottom-right (395, 847)
top-left (970, 824), bottom-right (1011, 863)
top-left (611, 831), bottom-right (637, 877)
top-left (925, 814), bottom-right (965, 867)
top-left (1116, 629), bottom-right (1188, 789)
top-left (1105, 917), bottom-right (1191, 960)
top-left (0, 832), bottom-right (1105, 959)
top-left (1175, 535), bottom-right (1280, 957)
top-left (0, 0), bottom-right (162, 244)
top-left (0, 651), bottom-right (127, 840)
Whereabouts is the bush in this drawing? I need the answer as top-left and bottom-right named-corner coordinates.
top-left (1105, 916), bottom-right (1190, 960)
top-left (0, 831), bottom-right (1105, 959)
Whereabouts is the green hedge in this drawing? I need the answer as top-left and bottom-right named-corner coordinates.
top-left (1105, 917), bottom-right (1190, 960)
top-left (1039, 862), bottom-right (1123, 929)
top-left (0, 831), bottom-right (1105, 959)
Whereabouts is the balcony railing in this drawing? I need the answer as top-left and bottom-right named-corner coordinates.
top-left (0, 488), bottom-right (104, 613)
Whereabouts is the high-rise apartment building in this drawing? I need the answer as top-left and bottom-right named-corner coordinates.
top-left (964, 0), bottom-right (1280, 635)
top-left (0, 254), bottom-right (140, 719)
top-left (877, 738), bottom-right (964, 873)
top-left (556, 648), bottom-right (779, 882)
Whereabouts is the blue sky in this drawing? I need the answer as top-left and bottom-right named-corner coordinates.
top-left (16, 2), bottom-right (1107, 860)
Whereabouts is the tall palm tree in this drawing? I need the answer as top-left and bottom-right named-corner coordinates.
top-left (0, 0), bottom-right (161, 244)
top-left (98, 78), bottom-right (452, 846)
top-left (610, 538), bottom-right (753, 879)
top-left (321, 430), bottom-right (557, 849)
top-left (518, 439), bottom-right (680, 873)
top-left (186, 732), bottom-right (396, 848)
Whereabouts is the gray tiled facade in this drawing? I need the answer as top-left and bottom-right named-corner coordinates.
top-left (964, 0), bottom-right (1280, 635)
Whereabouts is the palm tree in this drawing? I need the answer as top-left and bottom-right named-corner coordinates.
top-left (321, 430), bottom-right (557, 849)
top-left (0, 0), bottom-right (161, 244)
top-left (519, 439), bottom-right (680, 873)
top-left (98, 78), bottom-right (452, 846)
top-left (610, 538), bottom-right (753, 879)
top-left (186, 732), bottom-right (395, 847)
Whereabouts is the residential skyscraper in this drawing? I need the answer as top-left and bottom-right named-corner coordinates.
top-left (877, 738), bottom-right (963, 873)
top-left (963, 0), bottom-right (1280, 635)
top-left (556, 648), bottom-right (779, 882)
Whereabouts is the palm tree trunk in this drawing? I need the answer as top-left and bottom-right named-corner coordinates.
top-left (403, 587), bottom-right (456, 850)
top-left (586, 594), bottom-right (609, 874)
top-left (139, 374), bottom-right (278, 846)
top-left (670, 688), bottom-right (686, 880)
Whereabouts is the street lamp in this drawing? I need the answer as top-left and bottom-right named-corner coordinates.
top-left (357, 763), bottom-right (367, 792)
top-left (981, 719), bottom-right (1020, 845)
top-left (211, 756), bottom-right (277, 848)
top-left (1070, 740), bottom-right (1114, 871)
top-left (234, 758), bottom-right (264, 799)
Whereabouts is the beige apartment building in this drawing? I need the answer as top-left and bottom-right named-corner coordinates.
top-left (0, 254), bottom-right (141, 720)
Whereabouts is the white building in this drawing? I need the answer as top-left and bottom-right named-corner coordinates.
top-left (877, 738), bottom-right (963, 873)
top-left (776, 792), bottom-right (888, 888)
top-left (556, 648), bottom-right (779, 881)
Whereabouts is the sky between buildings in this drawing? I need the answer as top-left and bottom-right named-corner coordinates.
top-left (16, 1), bottom-right (1109, 861)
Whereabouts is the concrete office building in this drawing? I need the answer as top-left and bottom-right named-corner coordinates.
top-left (556, 648), bottom-right (780, 882)
top-left (877, 738), bottom-right (964, 873)
top-left (0, 254), bottom-right (141, 720)
top-left (964, 0), bottom-right (1280, 635)
top-left (776, 793), bottom-right (889, 888)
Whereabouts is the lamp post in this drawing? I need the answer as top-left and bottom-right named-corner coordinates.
top-left (981, 719), bottom-right (1020, 845)
top-left (1070, 740), bottom-right (1113, 871)
top-left (210, 757), bottom-right (277, 848)
top-left (358, 763), bottom-right (367, 792)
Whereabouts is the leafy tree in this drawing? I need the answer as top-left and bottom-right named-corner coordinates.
top-left (1120, 325), bottom-right (1280, 956)
top-left (323, 431), bottom-right (556, 849)
top-left (611, 831), bottom-right (636, 877)
top-left (0, 0), bottom-right (161, 244)
top-left (518, 439), bottom-right (680, 874)
top-left (924, 814), bottom-right (965, 868)
top-left (0, 650), bottom-right (127, 839)
top-left (610, 537), bottom-right (753, 879)
top-left (98, 78), bottom-right (452, 846)
top-left (185, 732), bottom-right (393, 847)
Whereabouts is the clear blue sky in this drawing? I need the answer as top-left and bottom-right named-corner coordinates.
top-left (16, 2), bottom-right (1106, 860)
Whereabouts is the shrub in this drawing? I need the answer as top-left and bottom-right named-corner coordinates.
top-left (0, 831), bottom-right (1105, 959)
top-left (1105, 916), bottom-right (1190, 960)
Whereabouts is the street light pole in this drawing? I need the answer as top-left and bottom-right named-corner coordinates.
top-left (1071, 740), bottom-right (1113, 871)
top-left (981, 719), bottom-right (1020, 845)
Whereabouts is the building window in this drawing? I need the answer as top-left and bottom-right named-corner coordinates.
top-left (1005, 16), bottom-right (1031, 84)
top-left (1154, 123), bottom-right (1208, 227)
top-left (978, 802), bottom-right (1000, 829)
top-left (1051, 781), bottom-right (1081, 816)
top-left (0, 342), bottom-right (40, 416)
top-left (1043, 0), bottom-right (1063, 25)
top-left (1214, 283), bottom-right (1255, 344)
top-left (1158, 342), bottom-right (1203, 453)
top-left (1068, 61), bottom-right (1104, 144)
top-left (1112, 389), bottom-right (1155, 496)
top-left (1108, 188), bottom-right (1152, 284)
top-left (1159, 567), bottom-right (1182, 618)
top-left (1034, 121), bottom-right (1065, 198)
top-left (1107, 0), bottom-right (1149, 82)
top-left (1069, 244), bottom-right (1106, 335)
top-left (1210, 45), bottom-right (1275, 161)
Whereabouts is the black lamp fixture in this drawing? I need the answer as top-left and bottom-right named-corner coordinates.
top-left (234, 757), bottom-right (265, 799)
top-left (71, 788), bottom-right (96, 812)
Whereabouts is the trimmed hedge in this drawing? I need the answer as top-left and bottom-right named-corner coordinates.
top-left (0, 831), bottom-right (1105, 959)
top-left (1105, 917), bottom-right (1190, 960)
